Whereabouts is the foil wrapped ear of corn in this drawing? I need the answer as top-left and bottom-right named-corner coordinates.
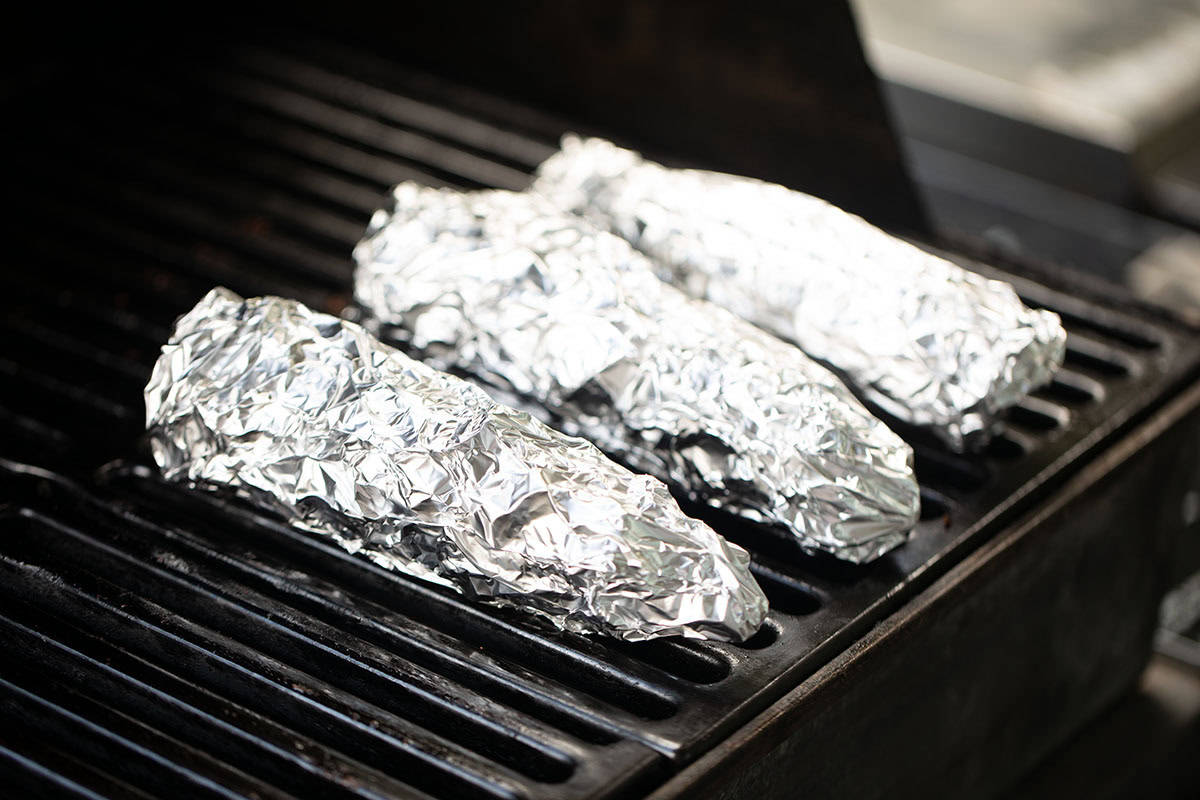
top-left (144, 287), bottom-right (768, 642)
top-left (532, 135), bottom-right (1067, 451)
top-left (353, 185), bottom-right (920, 563)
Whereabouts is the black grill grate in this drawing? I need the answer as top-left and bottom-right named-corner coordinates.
top-left (2, 34), bottom-right (1199, 800)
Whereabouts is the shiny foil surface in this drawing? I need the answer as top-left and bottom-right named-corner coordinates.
top-left (144, 288), bottom-right (767, 642)
top-left (532, 136), bottom-right (1068, 450)
top-left (353, 185), bottom-right (921, 563)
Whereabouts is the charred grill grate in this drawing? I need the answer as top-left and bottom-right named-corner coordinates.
top-left (2, 34), bottom-right (1199, 800)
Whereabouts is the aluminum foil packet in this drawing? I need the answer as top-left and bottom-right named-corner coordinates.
top-left (532, 135), bottom-right (1068, 451)
top-left (144, 287), bottom-right (767, 642)
top-left (353, 185), bottom-right (920, 563)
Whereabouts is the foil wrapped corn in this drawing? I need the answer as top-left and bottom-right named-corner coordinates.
top-left (353, 185), bottom-right (920, 563)
top-left (144, 288), bottom-right (767, 642)
top-left (532, 135), bottom-right (1067, 450)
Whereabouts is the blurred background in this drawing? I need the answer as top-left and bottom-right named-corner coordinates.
top-left (855, 0), bottom-right (1200, 323)
top-left (853, 1), bottom-right (1200, 793)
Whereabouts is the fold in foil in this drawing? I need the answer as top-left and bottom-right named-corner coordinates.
top-left (532, 136), bottom-right (1068, 450)
top-left (353, 185), bottom-right (921, 563)
top-left (144, 288), bottom-right (767, 642)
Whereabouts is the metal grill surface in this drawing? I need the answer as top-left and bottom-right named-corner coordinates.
top-left (1, 36), bottom-right (1198, 800)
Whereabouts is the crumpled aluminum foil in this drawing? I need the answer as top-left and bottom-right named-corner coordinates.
top-left (532, 135), bottom-right (1068, 451)
top-left (144, 287), bottom-right (767, 642)
top-left (353, 184), bottom-right (921, 563)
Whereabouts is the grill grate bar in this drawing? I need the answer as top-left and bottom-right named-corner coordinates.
top-left (0, 546), bottom-right (536, 800)
top-left (1038, 369), bottom-right (1106, 405)
top-left (90, 69), bottom-right (452, 194)
top-left (0, 744), bottom-right (123, 800)
top-left (196, 69), bottom-right (531, 191)
top-left (0, 674), bottom-right (252, 800)
top-left (105, 498), bottom-right (644, 744)
top-left (229, 46), bottom-right (558, 170)
top-left (1018, 291), bottom-right (1166, 352)
top-left (10, 161), bottom-right (352, 294)
top-left (0, 357), bottom-right (135, 423)
top-left (8, 276), bottom-right (171, 348)
top-left (90, 144), bottom-right (370, 249)
top-left (269, 35), bottom-right (572, 147)
top-left (1005, 396), bottom-right (1070, 433)
top-left (102, 466), bottom-right (691, 720)
top-left (0, 609), bottom-right (430, 800)
top-left (1, 655), bottom-right (298, 800)
top-left (12, 192), bottom-right (339, 310)
top-left (1064, 333), bottom-right (1143, 377)
top-left (70, 101), bottom-right (389, 218)
top-left (4, 510), bottom-right (585, 783)
top-left (0, 313), bottom-right (150, 386)
top-left (12, 236), bottom-right (219, 323)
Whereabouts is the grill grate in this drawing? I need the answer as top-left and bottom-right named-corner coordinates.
top-left (2, 34), bottom-right (1199, 800)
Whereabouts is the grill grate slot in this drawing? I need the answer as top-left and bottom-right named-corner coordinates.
top-left (1036, 370), bottom-right (1105, 405)
top-left (0, 655), bottom-right (296, 800)
top-left (607, 641), bottom-right (732, 685)
top-left (227, 47), bottom-right (558, 171)
top-left (197, 69), bottom-right (525, 190)
top-left (99, 468), bottom-right (688, 723)
top-left (0, 537), bottom-right (543, 800)
top-left (918, 487), bottom-right (952, 520)
top-left (0, 610), bottom-right (423, 800)
top-left (983, 430), bottom-right (1030, 460)
top-left (0, 357), bottom-right (136, 424)
top-left (1063, 335), bottom-right (1140, 377)
top-left (1002, 397), bottom-right (1069, 432)
top-left (2, 510), bottom-right (594, 785)
top-left (913, 447), bottom-right (990, 492)
top-left (92, 495), bottom-right (631, 746)
top-left (746, 562), bottom-right (825, 616)
top-left (0, 672), bottom-right (255, 800)
top-left (0, 742), bottom-right (141, 800)
top-left (94, 70), bottom-right (452, 194)
top-left (1018, 293), bottom-right (1165, 352)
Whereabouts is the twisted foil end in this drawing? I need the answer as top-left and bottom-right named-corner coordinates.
top-left (533, 135), bottom-right (1067, 451)
top-left (145, 288), bottom-right (767, 641)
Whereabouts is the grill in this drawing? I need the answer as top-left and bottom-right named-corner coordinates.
top-left (3, 18), bottom-right (1200, 800)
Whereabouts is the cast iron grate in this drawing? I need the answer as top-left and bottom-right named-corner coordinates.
top-left (2, 34), bottom-right (1199, 800)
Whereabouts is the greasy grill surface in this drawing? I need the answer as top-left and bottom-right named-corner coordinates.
top-left (2, 35), bottom-right (1199, 800)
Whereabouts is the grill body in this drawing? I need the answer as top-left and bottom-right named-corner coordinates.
top-left (652, 379), bottom-right (1200, 798)
top-left (2, 15), bottom-right (1199, 800)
